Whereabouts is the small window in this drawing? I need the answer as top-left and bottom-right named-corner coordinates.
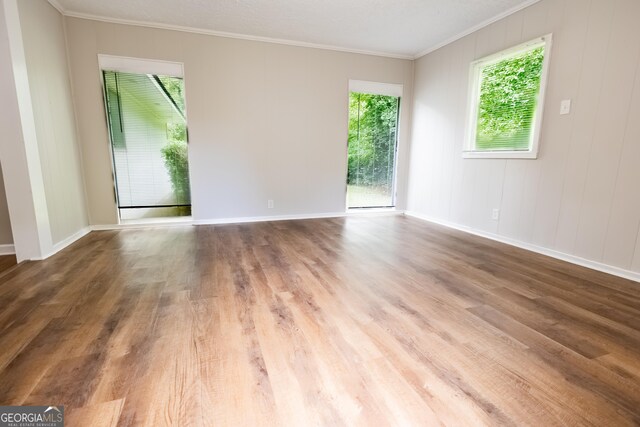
top-left (464, 35), bottom-right (552, 159)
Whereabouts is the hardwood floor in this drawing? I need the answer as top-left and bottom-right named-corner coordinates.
top-left (0, 215), bottom-right (639, 426)
top-left (0, 254), bottom-right (17, 276)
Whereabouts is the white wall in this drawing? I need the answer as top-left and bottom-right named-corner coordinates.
top-left (17, 0), bottom-right (88, 245)
top-left (0, 164), bottom-right (13, 245)
top-left (0, 0), bottom-right (53, 261)
top-left (64, 18), bottom-right (414, 225)
top-left (407, 0), bottom-right (640, 275)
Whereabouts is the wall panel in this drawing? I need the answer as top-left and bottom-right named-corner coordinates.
top-left (408, 0), bottom-right (640, 275)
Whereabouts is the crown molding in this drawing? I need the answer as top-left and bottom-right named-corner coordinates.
top-left (47, 0), bottom-right (541, 61)
top-left (59, 10), bottom-right (415, 60)
top-left (413, 0), bottom-right (542, 59)
top-left (46, 0), bottom-right (66, 15)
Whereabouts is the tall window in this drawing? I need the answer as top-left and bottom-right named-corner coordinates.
top-left (100, 56), bottom-right (191, 221)
top-left (465, 35), bottom-right (552, 159)
top-left (347, 81), bottom-right (401, 209)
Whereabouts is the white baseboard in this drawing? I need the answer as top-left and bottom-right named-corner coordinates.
top-left (193, 212), bottom-right (345, 225)
top-left (31, 227), bottom-right (91, 261)
top-left (88, 210), bottom-right (403, 230)
top-left (91, 219), bottom-right (194, 231)
top-left (193, 209), bottom-right (402, 225)
top-left (404, 211), bottom-right (640, 284)
top-left (0, 244), bottom-right (15, 255)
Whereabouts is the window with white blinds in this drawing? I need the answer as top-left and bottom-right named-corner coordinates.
top-left (103, 70), bottom-right (191, 219)
top-left (464, 35), bottom-right (552, 159)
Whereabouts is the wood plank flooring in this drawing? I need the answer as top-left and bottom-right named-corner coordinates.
top-left (0, 254), bottom-right (16, 276)
top-left (0, 215), bottom-right (639, 426)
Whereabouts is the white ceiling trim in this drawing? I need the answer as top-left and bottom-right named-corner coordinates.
top-left (50, 5), bottom-right (414, 60)
top-left (48, 0), bottom-right (541, 60)
top-left (46, 0), bottom-right (66, 15)
top-left (413, 0), bottom-right (542, 59)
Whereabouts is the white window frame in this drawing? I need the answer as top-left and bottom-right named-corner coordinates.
top-left (98, 54), bottom-right (184, 78)
top-left (463, 34), bottom-right (552, 159)
top-left (346, 80), bottom-right (403, 210)
top-left (97, 55), bottom-right (190, 224)
top-left (349, 80), bottom-right (403, 98)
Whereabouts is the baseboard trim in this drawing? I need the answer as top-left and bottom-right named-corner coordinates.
top-left (31, 227), bottom-right (91, 261)
top-left (193, 212), bottom-right (340, 225)
top-left (194, 209), bottom-right (402, 225)
top-left (88, 210), bottom-right (403, 230)
top-left (404, 211), bottom-right (640, 284)
top-left (0, 244), bottom-right (15, 255)
top-left (91, 219), bottom-right (194, 231)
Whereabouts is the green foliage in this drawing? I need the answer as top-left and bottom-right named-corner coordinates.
top-left (160, 78), bottom-right (190, 205)
top-left (476, 46), bottom-right (544, 150)
top-left (161, 125), bottom-right (190, 204)
top-left (158, 76), bottom-right (186, 114)
top-left (348, 92), bottom-right (399, 187)
top-left (167, 122), bottom-right (187, 143)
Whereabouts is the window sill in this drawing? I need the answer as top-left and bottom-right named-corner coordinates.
top-left (463, 150), bottom-right (538, 159)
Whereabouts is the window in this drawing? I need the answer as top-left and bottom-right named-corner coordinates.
top-left (347, 80), bottom-right (402, 209)
top-left (464, 35), bottom-right (552, 159)
top-left (99, 56), bottom-right (191, 221)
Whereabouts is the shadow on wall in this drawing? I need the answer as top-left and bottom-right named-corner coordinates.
top-left (0, 164), bottom-right (14, 245)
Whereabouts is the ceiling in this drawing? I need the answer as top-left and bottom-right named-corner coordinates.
top-left (53, 0), bottom-right (539, 58)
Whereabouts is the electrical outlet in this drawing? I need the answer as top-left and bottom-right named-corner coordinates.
top-left (560, 99), bottom-right (572, 115)
top-left (267, 200), bottom-right (274, 209)
top-left (492, 208), bottom-right (500, 221)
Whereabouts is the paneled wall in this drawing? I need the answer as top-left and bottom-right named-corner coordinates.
top-left (17, 0), bottom-right (88, 245)
top-left (407, 0), bottom-right (640, 274)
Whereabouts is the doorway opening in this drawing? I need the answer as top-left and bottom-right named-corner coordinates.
top-left (101, 59), bottom-right (191, 222)
top-left (347, 81), bottom-right (401, 209)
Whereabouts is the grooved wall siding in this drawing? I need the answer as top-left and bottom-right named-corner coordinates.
top-left (407, 0), bottom-right (640, 274)
top-left (17, 0), bottom-right (88, 245)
